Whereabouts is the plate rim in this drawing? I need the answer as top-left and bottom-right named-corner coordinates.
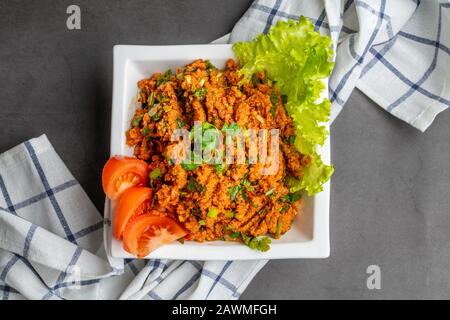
top-left (106, 44), bottom-right (331, 260)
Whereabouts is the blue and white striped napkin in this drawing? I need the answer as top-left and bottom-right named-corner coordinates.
top-left (230, 0), bottom-right (450, 131)
top-left (0, 135), bottom-right (265, 299)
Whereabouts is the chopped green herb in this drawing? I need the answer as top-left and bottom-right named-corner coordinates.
top-left (287, 135), bottom-right (296, 145)
top-left (149, 167), bottom-right (162, 180)
top-left (205, 60), bottom-right (216, 70)
top-left (280, 190), bottom-right (302, 203)
top-left (198, 220), bottom-right (206, 226)
top-left (225, 211), bottom-right (235, 219)
top-left (214, 163), bottom-right (227, 174)
top-left (265, 188), bottom-right (275, 197)
top-left (280, 205), bottom-right (290, 213)
top-left (275, 218), bottom-right (283, 238)
top-left (182, 163), bottom-right (200, 171)
top-left (176, 73), bottom-right (183, 81)
top-left (207, 207), bottom-right (219, 218)
top-left (229, 232), bottom-right (241, 239)
top-left (194, 87), bottom-right (207, 100)
top-left (156, 69), bottom-right (173, 87)
top-left (228, 185), bottom-right (242, 201)
top-left (157, 93), bottom-right (169, 103)
top-left (241, 234), bottom-right (271, 252)
top-left (186, 177), bottom-right (204, 193)
top-left (177, 238), bottom-right (185, 244)
top-left (241, 179), bottom-right (254, 191)
top-left (222, 122), bottom-right (241, 138)
top-left (132, 115), bottom-right (143, 127)
top-left (176, 118), bottom-right (185, 128)
top-left (148, 92), bottom-right (155, 107)
top-left (141, 127), bottom-right (150, 136)
top-left (190, 205), bottom-right (201, 217)
top-left (258, 206), bottom-right (269, 216)
top-left (270, 92), bottom-right (278, 116)
top-left (201, 126), bottom-right (220, 150)
top-left (152, 112), bottom-right (161, 121)
top-left (182, 152), bottom-right (201, 171)
top-left (149, 105), bottom-right (162, 121)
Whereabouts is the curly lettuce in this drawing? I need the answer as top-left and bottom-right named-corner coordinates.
top-left (233, 17), bottom-right (334, 195)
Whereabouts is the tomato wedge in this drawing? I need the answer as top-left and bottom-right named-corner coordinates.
top-left (123, 213), bottom-right (187, 258)
top-left (113, 187), bottom-right (152, 239)
top-left (102, 156), bottom-right (149, 200)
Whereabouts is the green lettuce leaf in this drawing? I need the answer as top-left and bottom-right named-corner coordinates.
top-left (233, 17), bottom-right (334, 195)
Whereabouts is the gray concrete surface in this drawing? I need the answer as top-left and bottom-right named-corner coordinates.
top-left (1, 0), bottom-right (449, 299)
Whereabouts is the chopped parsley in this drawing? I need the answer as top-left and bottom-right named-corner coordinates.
top-left (275, 218), bottom-right (283, 238)
top-left (182, 151), bottom-right (201, 171)
top-left (280, 190), bottom-right (302, 203)
top-left (228, 185), bottom-right (242, 201)
top-left (258, 206), bottom-right (269, 216)
top-left (181, 162), bottom-right (200, 171)
top-left (149, 105), bottom-right (162, 121)
top-left (214, 163), bottom-right (227, 174)
top-left (149, 167), bottom-right (162, 180)
top-left (205, 60), bottom-right (216, 70)
top-left (241, 179), bottom-right (254, 192)
top-left (186, 177), bottom-right (204, 193)
top-left (241, 233), bottom-right (271, 252)
top-left (287, 135), bottom-right (296, 145)
top-left (132, 115), bottom-right (143, 127)
top-left (270, 92), bottom-right (278, 116)
top-left (141, 127), bottom-right (150, 136)
top-left (156, 69), bottom-right (173, 87)
top-left (222, 122), bottom-right (241, 137)
top-left (225, 211), bottom-right (235, 218)
top-left (148, 92), bottom-right (155, 107)
top-left (207, 207), bottom-right (219, 218)
top-left (229, 232), bottom-right (241, 239)
top-left (194, 87), bottom-right (207, 100)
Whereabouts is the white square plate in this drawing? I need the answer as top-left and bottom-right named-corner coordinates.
top-left (105, 44), bottom-right (330, 260)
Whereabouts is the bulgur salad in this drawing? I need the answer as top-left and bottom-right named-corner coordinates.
top-left (102, 17), bottom-right (334, 257)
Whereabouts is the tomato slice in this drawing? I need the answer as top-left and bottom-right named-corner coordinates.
top-left (113, 187), bottom-right (152, 239)
top-left (102, 156), bottom-right (149, 200)
top-left (123, 213), bottom-right (187, 258)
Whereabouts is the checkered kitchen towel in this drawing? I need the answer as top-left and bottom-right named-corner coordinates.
top-left (230, 0), bottom-right (450, 131)
top-left (0, 135), bottom-right (265, 299)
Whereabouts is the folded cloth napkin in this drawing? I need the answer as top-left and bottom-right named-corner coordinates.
top-left (0, 135), bottom-right (265, 300)
top-left (230, 0), bottom-right (450, 131)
